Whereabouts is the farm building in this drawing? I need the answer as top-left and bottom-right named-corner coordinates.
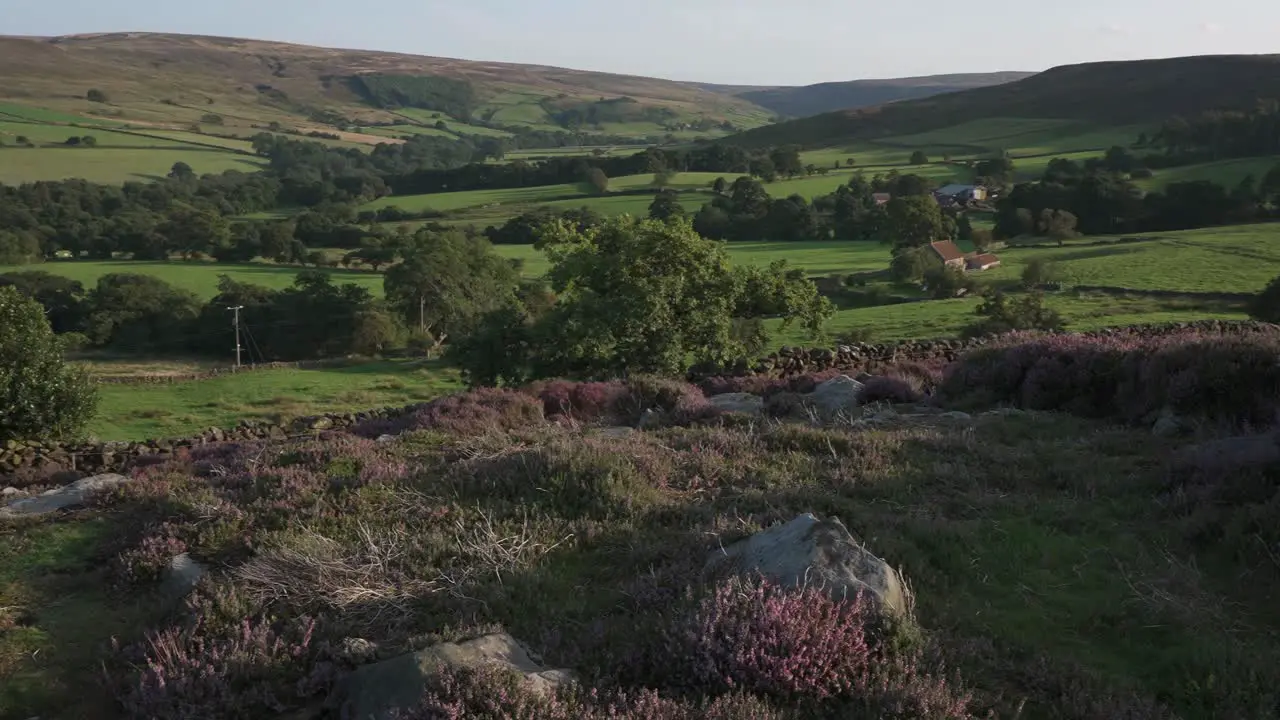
top-left (966, 253), bottom-right (1001, 271)
top-left (928, 240), bottom-right (967, 269)
top-left (934, 184), bottom-right (988, 202)
top-left (872, 192), bottom-right (892, 206)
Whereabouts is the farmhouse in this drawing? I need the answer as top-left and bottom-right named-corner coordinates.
top-left (965, 253), bottom-right (1002, 271)
top-left (928, 240), bottom-right (967, 269)
top-left (934, 184), bottom-right (988, 202)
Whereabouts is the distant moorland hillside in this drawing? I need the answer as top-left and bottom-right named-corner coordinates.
top-left (732, 72), bottom-right (1035, 119)
top-left (727, 54), bottom-right (1280, 148)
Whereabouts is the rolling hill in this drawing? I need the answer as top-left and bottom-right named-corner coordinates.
top-left (0, 32), bottom-right (774, 140)
top-left (727, 54), bottom-right (1280, 148)
top-left (731, 72), bottom-right (1035, 119)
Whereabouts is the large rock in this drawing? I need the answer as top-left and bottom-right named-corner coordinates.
top-left (161, 553), bottom-right (206, 601)
top-left (0, 473), bottom-right (131, 519)
top-left (706, 513), bottom-right (909, 617)
top-left (803, 375), bottom-right (866, 420)
top-left (707, 393), bottom-right (765, 417)
top-left (332, 633), bottom-right (575, 720)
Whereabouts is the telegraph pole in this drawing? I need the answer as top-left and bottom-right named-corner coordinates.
top-left (227, 305), bottom-right (244, 369)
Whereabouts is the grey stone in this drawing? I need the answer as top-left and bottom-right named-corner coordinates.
top-left (310, 417), bottom-right (335, 431)
top-left (375, 434), bottom-right (397, 444)
top-left (803, 375), bottom-right (866, 420)
top-left (706, 513), bottom-right (909, 617)
top-left (161, 553), bottom-right (205, 600)
top-left (706, 393), bottom-right (764, 417)
top-left (0, 473), bottom-right (131, 519)
top-left (339, 637), bottom-right (381, 664)
top-left (1, 487), bottom-right (21, 497)
top-left (637, 408), bottom-right (664, 430)
top-left (1152, 407), bottom-right (1183, 438)
top-left (332, 633), bottom-right (576, 720)
top-left (940, 411), bottom-right (973, 422)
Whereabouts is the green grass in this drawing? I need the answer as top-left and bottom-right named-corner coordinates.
top-left (0, 121), bottom-right (209, 148)
top-left (129, 129), bottom-right (258, 152)
top-left (0, 147), bottom-right (264, 184)
top-left (0, 101), bottom-right (128, 127)
top-left (85, 358), bottom-right (463, 441)
top-left (0, 260), bottom-right (383, 299)
top-left (1137, 156), bottom-right (1280, 191)
top-left (988, 223), bottom-right (1280, 294)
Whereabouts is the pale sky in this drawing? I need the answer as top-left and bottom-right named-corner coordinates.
top-left (5, 0), bottom-right (1278, 85)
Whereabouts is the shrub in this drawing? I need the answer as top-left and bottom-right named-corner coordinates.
top-left (115, 533), bottom-right (188, 589)
top-left (1021, 258), bottom-right (1059, 290)
top-left (0, 286), bottom-right (98, 443)
top-left (861, 375), bottom-right (924, 405)
top-left (923, 266), bottom-right (976, 299)
top-left (87, 88), bottom-right (109, 102)
top-left (353, 388), bottom-right (545, 438)
top-left (666, 576), bottom-right (969, 717)
top-left (962, 290), bottom-right (1064, 338)
top-left (116, 615), bottom-right (338, 719)
top-left (939, 328), bottom-right (1280, 428)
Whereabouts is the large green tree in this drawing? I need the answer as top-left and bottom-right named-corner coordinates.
top-left (452, 216), bottom-right (832, 385)
top-left (384, 229), bottom-right (521, 347)
top-left (882, 196), bottom-right (947, 249)
top-left (0, 286), bottom-right (98, 443)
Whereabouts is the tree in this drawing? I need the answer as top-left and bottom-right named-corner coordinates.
top-left (0, 231), bottom-right (42, 265)
top-left (87, 89), bottom-right (109, 103)
top-left (454, 216), bottom-right (832, 383)
top-left (0, 271), bottom-right (88, 333)
top-left (957, 214), bottom-right (974, 242)
top-left (585, 167), bottom-right (609, 195)
top-left (434, 120), bottom-right (448, 131)
top-left (923, 265), bottom-right (976, 299)
top-left (384, 229), bottom-right (521, 347)
top-left (909, 150), bottom-right (929, 166)
top-left (1248, 274), bottom-right (1280, 323)
top-left (648, 190), bottom-right (687, 223)
top-left (0, 287), bottom-right (98, 443)
top-left (1021, 258), bottom-right (1058, 289)
top-left (82, 274), bottom-right (202, 352)
top-left (712, 177), bottom-right (728, 194)
top-left (81, 136), bottom-right (98, 148)
top-left (964, 290), bottom-right (1065, 338)
top-left (882, 196), bottom-right (947, 249)
top-left (1037, 209), bottom-right (1079, 244)
top-left (846, 158), bottom-right (857, 167)
top-left (168, 162), bottom-right (196, 181)
top-left (156, 205), bottom-right (232, 259)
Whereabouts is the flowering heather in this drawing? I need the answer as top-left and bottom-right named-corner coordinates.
top-left (114, 531), bottom-right (188, 588)
top-left (353, 387), bottom-right (546, 438)
top-left (117, 615), bottom-right (338, 720)
top-left (531, 376), bottom-right (708, 425)
top-left (668, 576), bottom-right (969, 717)
top-left (940, 328), bottom-right (1280, 428)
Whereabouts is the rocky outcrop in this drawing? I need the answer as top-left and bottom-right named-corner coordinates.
top-left (0, 473), bottom-right (132, 519)
top-left (706, 513), bottom-right (910, 617)
top-left (331, 633), bottom-right (575, 720)
top-left (802, 375), bottom-right (865, 420)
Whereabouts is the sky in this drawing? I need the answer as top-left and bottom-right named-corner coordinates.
top-left (6, 0), bottom-right (1280, 86)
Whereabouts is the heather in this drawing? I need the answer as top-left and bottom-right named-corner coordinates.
top-left (4, 375), bottom-right (1280, 718)
top-left (939, 325), bottom-right (1280, 428)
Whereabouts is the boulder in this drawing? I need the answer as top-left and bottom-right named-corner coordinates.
top-left (0, 473), bottom-right (131, 519)
top-left (706, 513), bottom-right (909, 617)
top-left (332, 633), bottom-right (575, 720)
top-left (940, 411), bottom-right (973, 422)
top-left (803, 375), bottom-right (866, 420)
top-left (706, 393), bottom-right (764, 417)
top-left (1, 487), bottom-right (21, 497)
top-left (161, 553), bottom-right (206, 601)
top-left (1152, 407), bottom-right (1184, 438)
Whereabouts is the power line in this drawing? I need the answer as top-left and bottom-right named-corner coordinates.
top-left (227, 305), bottom-right (244, 369)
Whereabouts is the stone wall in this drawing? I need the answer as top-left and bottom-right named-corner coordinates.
top-left (689, 319), bottom-right (1275, 380)
top-left (0, 405), bottom-right (415, 483)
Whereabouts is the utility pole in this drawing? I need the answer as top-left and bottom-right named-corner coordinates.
top-left (227, 305), bottom-right (244, 369)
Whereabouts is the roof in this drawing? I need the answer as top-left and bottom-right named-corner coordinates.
top-left (969, 253), bottom-right (1001, 266)
top-left (929, 240), bottom-right (966, 263)
top-left (935, 184), bottom-right (977, 195)
top-left (872, 192), bottom-right (892, 204)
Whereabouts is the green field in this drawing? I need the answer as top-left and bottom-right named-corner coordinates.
top-left (0, 121), bottom-right (208, 149)
top-left (0, 102), bottom-right (128, 127)
top-left (0, 260), bottom-right (383, 298)
top-left (0, 147), bottom-right (264, 184)
top-left (1137, 156), bottom-right (1280, 190)
top-left (86, 359), bottom-right (462, 441)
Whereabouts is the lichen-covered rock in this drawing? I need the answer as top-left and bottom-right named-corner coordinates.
top-left (161, 552), bottom-right (205, 601)
top-left (0, 473), bottom-right (131, 519)
top-left (331, 633), bottom-right (575, 720)
top-left (706, 513), bottom-right (910, 617)
top-left (803, 375), bottom-right (866, 420)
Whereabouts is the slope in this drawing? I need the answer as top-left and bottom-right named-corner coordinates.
top-left (0, 32), bottom-right (773, 141)
top-left (726, 54), bottom-right (1280, 148)
top-left (736, 71), bottom-right (1035, 119)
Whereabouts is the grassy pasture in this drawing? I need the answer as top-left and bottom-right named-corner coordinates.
top-left (85, 358), bottom-right (463, 441)
top-left (0, 147), bottom-right (265, 184)
top-left (0, 260), bottom-right (383, 299)
top-left (1137, 156), bottom-right (1280, 190)
top-left (0, 102), bottom-right (127, 127)
top-left (0, 121), bottom-right (208, 149)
